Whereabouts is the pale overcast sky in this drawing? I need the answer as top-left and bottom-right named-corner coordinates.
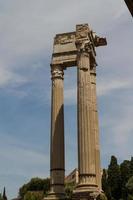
top-left (0, 0), bottom-right (133, 199)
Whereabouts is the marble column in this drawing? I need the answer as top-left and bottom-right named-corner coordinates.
top-left (90, 64), bottom-right (101, 191)
top-left (76, 47), bottom-right (98, 193)
top-left (48, 64), bottom-right (65, 200)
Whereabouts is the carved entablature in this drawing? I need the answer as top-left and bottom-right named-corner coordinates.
top-left (52, 32), bottom-right (77, 68)
top-left (54, 32), bottom-right (75, 45)
top-left (51, 24), bottom-right (107, 69)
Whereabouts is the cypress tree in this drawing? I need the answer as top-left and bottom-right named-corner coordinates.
top-left (102, 169), bottom-right (111, 198)
top-left (130, 157), bottom-right (133, 177)
top-left (120, 160), bottom-right (131, 200)
top-left (2, 187), bottom-right (7, 200)
top-left (107, 156), bottom-right (121, 200)
top-left (126, 176), bottom-right (133, 200)
top-left (102, 169), bottom-right (108, 193)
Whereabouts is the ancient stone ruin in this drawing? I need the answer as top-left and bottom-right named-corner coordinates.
top-left (45, 24), bottom-right (107, 200)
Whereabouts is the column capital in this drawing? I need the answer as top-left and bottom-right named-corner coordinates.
top-left (76, 41), bottom-right (91, 71)
top-left (76, 40), bottom-right (92, 55)
top-left (51, 64), bottom-right (64, 80)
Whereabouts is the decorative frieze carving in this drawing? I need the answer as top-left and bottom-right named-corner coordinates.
top-left (54, 33), bottom-right (75, 45)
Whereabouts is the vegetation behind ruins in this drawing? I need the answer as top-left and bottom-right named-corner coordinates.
top-left (102, 156), bottom-right (133, 200)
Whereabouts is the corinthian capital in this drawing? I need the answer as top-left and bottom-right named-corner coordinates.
top-left (76, 40), bottom-right (92, 70)
top-left (51, 65), bottom-right (64, 80)
top-left (76, 40), bottom-right (92, 55)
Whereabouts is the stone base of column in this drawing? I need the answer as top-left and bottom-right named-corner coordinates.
top-left (72, 191), bottom-right (100, 200)
top-left (72, 192), bottom-right (99, 200)
top-left (72, 185), bottom-right (100, 200)
top-left (44, 192), bottom-right (66, 200)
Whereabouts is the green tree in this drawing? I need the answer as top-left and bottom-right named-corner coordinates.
top-left (130, 157), bottom-right (133, 177)
top-left (24, 191), bottom-right (44, 200)
top-left (107, 156), bottom-right (121, 200)
top-left (127, 195), bottom-right (133, 200)
top-left (19, 177), bottom-right (50, 199)
top-left (120, 160), bottom-right (131, 200)
top-left (0, 194), bottom-right (3, 200)
top-left (2, 187), bottom-right (7, 200)
top-left (102, 169), bottom-right (107, 192)
top-left (97, 193), bottom-right (108, 200)
top-left (126, 176), bottom-right (133, 200)
top-left (126, 176), bottom-right (133, 193)
top-left (102, 169), bottom-right (111, 198)
top-left (65, 182), bottom-right (75, 199)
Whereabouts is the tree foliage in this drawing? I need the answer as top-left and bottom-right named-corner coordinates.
top-left (24, 191), bottom-right (44, 200)
top-left (97, 193), bottom-right (108, 200)
top-left (65, 182), bottom-right (75, 199)
top-left (102, 156), bottom-right (133, 200)
top-left (126, 176), bottom-right (133, 200)
top-left (102, 169), bottom-right (109, 198)
top-left (19, 177), bottom-right (50, 199)
top-left (120, 160), bottom-right (130, 200)
top-left (126, 176), bottom-right (133, 194)
top-left (130, 157), bottom-right (133, 177)
top-left (107, 156), bottom-right (121, 200)
top-left (0, 194), bottom-right (3, 200)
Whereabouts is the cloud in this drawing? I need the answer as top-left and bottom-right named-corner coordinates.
top-left (97, 79), bottom-right (132, 96)
top-left (63, 78), bottom-right (132, 106)
top-left (0, 133), bottom-right (49, 176)
top-left (0, 68), bottom-right (27, 88)
top-left (99, 88), bottom-right (133, 167)
top-left (0, 133), bottom-right (49, 198)
top-left (64, 87), bottom-right (77, 105)
top-left (0, 0), bottom-right (129, 89)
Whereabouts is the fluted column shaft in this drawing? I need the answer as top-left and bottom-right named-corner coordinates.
top-left (90, 65), bottom-right (101, 190)
top-left (77, 51), bottom-right (97, 189)
top-left (50, 65), bottom-right (65, 197)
